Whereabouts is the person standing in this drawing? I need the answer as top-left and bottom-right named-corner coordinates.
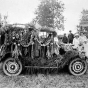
top-left (73, 34), bottom-right (80, 49)
top-left (79, 32), bottom-right (88, 44)
top-left (68, 30), bottom-right (74, 43)
top-left (62, 33), bottom-right (68, 44)
top-left (79, 32), bottom-right (88, 56)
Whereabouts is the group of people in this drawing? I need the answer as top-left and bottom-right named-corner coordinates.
top-left (62, 30), bottom-right (74, 44)
top-left (62, 30), bottom-right (88, 46)
top-left (61, 30), bottom-right (88, 56)
top-left (72, 32), bottom-right (88, 53)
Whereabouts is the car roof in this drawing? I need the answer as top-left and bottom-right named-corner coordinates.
top-left (40, 26), bottom-right (56, 33)
top-left (0, 24), bottom-right (35, 33)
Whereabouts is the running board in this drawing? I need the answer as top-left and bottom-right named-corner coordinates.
top-left (25, 66), bottom-right (58, 68)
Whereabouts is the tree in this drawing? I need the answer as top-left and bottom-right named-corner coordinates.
top-left (78, 9), bottom-right (88, 37)
top-left (0, 14), bottom-right (2, 28)
top-left (0, 14), bottom-right (8, 33)
top-left (35, 0), bottom-right (64, 30)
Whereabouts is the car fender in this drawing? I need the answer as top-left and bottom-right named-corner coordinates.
top-left (60, 50), bottom-right (79, 68)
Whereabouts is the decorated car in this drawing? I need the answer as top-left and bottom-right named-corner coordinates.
top-left (0, 24), bottom-right (87, 76)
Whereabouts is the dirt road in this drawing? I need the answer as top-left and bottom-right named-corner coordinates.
top-left (0, 69), bottom-right (88, 88)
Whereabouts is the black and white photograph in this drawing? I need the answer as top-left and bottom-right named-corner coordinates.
top-left (0, 0), bottom-right (88, 88)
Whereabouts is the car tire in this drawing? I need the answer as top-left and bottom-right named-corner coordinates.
top-left (69, 58), bottom-right (87, 76)
top-left (3, 58), bottom-right (22, 76)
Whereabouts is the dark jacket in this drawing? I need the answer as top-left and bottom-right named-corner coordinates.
top-left (62, 36), bottom-right (68, 44)
top-left (1, 32), bottom-right (5, 45)
top-left (68, 33), bottom-right (74, 43)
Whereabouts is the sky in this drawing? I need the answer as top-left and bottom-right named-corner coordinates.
top-left (0, 0), bottom-right (88, 34)
top-left (61, 0), bottom-right (88, 34)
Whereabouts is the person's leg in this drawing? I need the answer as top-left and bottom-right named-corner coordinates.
top-left (40, 46), bottom-right (43, 57)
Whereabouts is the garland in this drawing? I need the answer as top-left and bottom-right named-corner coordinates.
top-left (20, 31), bottom-right (34, 47)
top-left (35, 37), bottom-right (51, 46)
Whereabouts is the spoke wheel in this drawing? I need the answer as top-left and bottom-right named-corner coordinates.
top-left (3, 58), bottom-right (22, 76)
top-left (69, 58), bottom-right (87, 76)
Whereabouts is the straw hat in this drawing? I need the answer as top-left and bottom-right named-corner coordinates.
top-left (75, 33), bottom-right (79, 37)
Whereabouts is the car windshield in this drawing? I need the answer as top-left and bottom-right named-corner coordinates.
top-left (39, 31), bottom-right (49, 38)
top-left (38, 31), bottom-right (53, 43)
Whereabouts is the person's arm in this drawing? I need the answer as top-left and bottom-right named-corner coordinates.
top-left (66, 37), bottom-right (68, 43)
top-left (73, 39), bottom-right (75, 45)
top-left (68, 34), bottom-right (70, 42)
top-left (62, 37), bottom-right (64, 43)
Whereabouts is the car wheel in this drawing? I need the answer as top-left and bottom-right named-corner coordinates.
top-left (3, 58), bottom-right (22, 76)
top-left (69, 58), bottom-right (87, 76)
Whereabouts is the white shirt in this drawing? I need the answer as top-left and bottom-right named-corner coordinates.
top-left (54, 37), bottom-right (58, 43)
top-left (73, 38), bottom-right (80, 48)
top-left (83, 42), bottom-right (88, 57)
top-left (79, 35), bottom-right (88, 43)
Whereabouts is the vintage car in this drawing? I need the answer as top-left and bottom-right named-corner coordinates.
top-left (0, 24), bottom-right (87, 76)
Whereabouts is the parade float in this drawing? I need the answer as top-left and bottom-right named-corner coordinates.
top-left (0, 24), bottom-right (87, 76)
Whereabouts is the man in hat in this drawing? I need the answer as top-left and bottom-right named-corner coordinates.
top-left (68, 30), bottom-right (74, 43)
